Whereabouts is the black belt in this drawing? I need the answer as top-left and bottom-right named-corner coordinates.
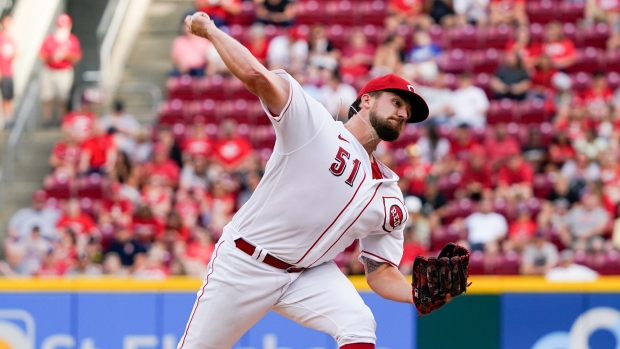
top-left (234, 238), bottom-right (305, 273)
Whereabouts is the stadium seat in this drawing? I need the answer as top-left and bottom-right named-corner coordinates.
top-left (562, 23), bottom-right (580, 47)
top-left (471, 49), bottom-right (501, 74)
top-left (570, 72), bottom-right (593, 93)
top-left (391, 124), bottom-right (421, 149)
top-left (487, 99), bottom-right (517, 125)
top-left (326, 24), bottom-right (348, 49)
top-left (228, 24), bottom-right (249, 43)
top-left (361, 24), bottom-right (384, 46)
top-left (436, 49), bottom-right (471, 74)
top-left (196, 75), bottom-right (227, 100)
top-left (526, 0), bottom-right (557, 24)
top-left (296, 0), bottom-right (324, 25)
top-left (481, 24), bottom-right (514, 50)
top-left (79, 197), bottom-right (99, 220)
top-left (467, 250), bottom-right (487, 275)
top-left (158, 99), bottom-right (186, 126)
top-left (193, 99), bottom-right (219, 124)
top-left (437, 172), bottom-right (462, 201)
top-left (517, 99), bottom-right (549, 125)
top-left (529, 23), bottom-right (545, 44)
top-left (564, 48), bottom-right (604, 74)
top-left (227, 1), bottom-right (256, 26)
top-left (445, 25), bottom-right (481, 51)
top-left (76, 174), bottom-right (108, 200)
top-left (167, 76), bottom-right (196, 101)
top-left (357, 0), bottom-right (387, 26)
top-left (605, 51), bottom-right (620, 72)
top-left (225, 77), bottom-right (258, 101)
top-left (490, 252), bottom-right (521, 275)
top-left (44, 175), bottom-right (74, 199)
top-left (428, 25), bottom-right (444, 46)
top-left (325, 0), bottom-right (356, 26)
top-left (443, 198), bottom-right (475, 225)
top-left (598, 251), bottom-right (620, 275)
top-left (533, 173), bottom-right (554, 199)
top-left (430, 225), bottom-right (461, 251)
top-left (580, 23), bottom-right (611, 49)
top-left (607, 72), bottom-right (620, 90)
top-left (558, 2), bottom-right (584, 24)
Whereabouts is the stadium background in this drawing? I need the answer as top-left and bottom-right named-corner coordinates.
top-left (2, 0), bottom-right (620, 348)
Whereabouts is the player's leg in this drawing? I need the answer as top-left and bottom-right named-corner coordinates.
top-left (273, 261), bottom-right (376, 348)
top-left (178, 238), bottom-right (297, 349)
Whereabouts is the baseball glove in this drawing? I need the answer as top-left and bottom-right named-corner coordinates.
top-left (412, 242), bottom-right (471, 316)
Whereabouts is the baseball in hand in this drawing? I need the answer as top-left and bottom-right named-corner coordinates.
top-left (184, 12), bottom-right (212, 37)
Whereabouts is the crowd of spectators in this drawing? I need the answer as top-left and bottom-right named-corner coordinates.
top-left (3, 0), bottom-right (620, 281)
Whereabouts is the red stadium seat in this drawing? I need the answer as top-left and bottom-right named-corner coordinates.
top-left (564, 48), bottom-right (604, 74)
top-left (196, 75), bottom-right (227, 100)
top-left (44, 175), bottom-right (74, 199)
top-left (580, 23), bottom-right (611, 49)
top-left (76, 174), bottom-right (108, 200)
top-left (357, 0), bottom-right (387, 26)
top-left (158, 99), bottom-right (186, 125)
top-left (79, 197), bottom-right (99, 221)
top-left (474, 73), bottom-right (492, 99)
top-left (428, 25), bottom-right (444, 46)
top-left (167, 76), bottom-right (196, 101)
top-left (226, 77), bottom-right (258, 101)
top-left (570, 72), bottom-right (593, 93)
top-left (490, 252), bottom-right (521, 275)
top-left (562, 23), bottom-right (580, 47)
top-left (228, 1), bottom-right (256, 26)
top-left (481, 24), bottom-right (514, 50)
top-left (526, 0), bottom-right (557, 24)
top-left (533, 173), bottom-right (554, 199)
top-left (437, 173), bottom-right (462, 200)
top-left (607, 72), bottom-right (620, 90)
top-left (437, 49), bottom-right (471, 74)
top-left (558, 2), bottom-right (585, 24)
top-left (445, 25), bottom-right (482, 51)
top-left (467, 251), bottom-right (487, 275)
top-left (361, 24), bottom-right (385, 46)
top-left (430, 225), bottom-right (461, 251)
top-left (325, 0), bottom-right (356, 26)
top-left (296, 0), bottom-right (324, 25)
top-left (529, 23), bottom-right (545, 44)
top-left (517, 99), bottom-right (549, 125)
top-left (443, 198), bottom-right (475, 225)
top-left (194, 99), bottom-right (219, 124)
top-left (471, 49), bottom-right (501, 74)
top-left (487, 99), bottom-right (517, 125)
top-left (605, 50), bottom-right (620, 72)
top-left (326, 24), bottom-right (348, 49)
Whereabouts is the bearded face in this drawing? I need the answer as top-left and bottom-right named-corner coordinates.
top-left (369, 102), bottom-right (404, 141)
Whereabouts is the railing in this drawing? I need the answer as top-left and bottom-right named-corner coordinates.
top-left (71, 81), bottom-right (162, 118)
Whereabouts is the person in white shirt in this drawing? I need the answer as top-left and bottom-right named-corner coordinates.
top-left (464, 199), bottom-right (508, 251)
top-left (320, 70), bottom-right (358, 121)
top-left (98, 100), bottom-right (141, 156)
top-left (546, 249), bottom-right (599, 282)
top-left (179, 11), bottom-right (436, 349)
top-left (448, 72), bottom-right (490, 129)
top-left (266, 26), bottom-right (308, 72)
top-left (7, 190), bottom-right (60, 240)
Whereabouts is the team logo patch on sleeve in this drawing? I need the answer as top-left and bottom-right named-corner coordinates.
top-left (383, 197), bottom-right (407, 232)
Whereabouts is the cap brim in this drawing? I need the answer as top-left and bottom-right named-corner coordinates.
top-left (404, 93), bottom-right (429, 123)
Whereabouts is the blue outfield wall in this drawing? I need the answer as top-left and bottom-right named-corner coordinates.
top-left (0, 291), bottom-right (415, 349)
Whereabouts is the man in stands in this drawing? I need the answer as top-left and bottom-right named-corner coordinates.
top-left (0, 14), bottom-right (16, 129)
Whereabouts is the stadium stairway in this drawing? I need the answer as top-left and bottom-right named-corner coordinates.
top-left (116, 0), bottom-right (193, 123)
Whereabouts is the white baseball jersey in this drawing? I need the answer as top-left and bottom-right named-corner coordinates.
top-left (224, 69), bottom-right (408, 268)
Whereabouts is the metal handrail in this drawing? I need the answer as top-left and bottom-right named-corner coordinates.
top-left (71, 81), bottom-right (162, 119)
top-left (4, 80), bottom-right (39, 184)
top-left (99, 0), bottom-right (130, 89)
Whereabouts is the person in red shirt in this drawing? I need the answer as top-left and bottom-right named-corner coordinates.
top-left (79, 123), bottom-right (117, 175)
top-left (56, 198), bottom-right (98, 241)
top-left (542, 21), bottom-right (576, 71)
top-left (181, 123), bottom-right (214, 161)
top-left (99, 182), bottom-right (134, 227)
top-left (61, 96), bottom-right (97, 144)
top-left (244, 23), bottom-right (269, 66)
top-left (449, 123), bottom-right (479, 161)
top-left (395, 144), bottom-right (432, 196)
top-left (39, 14), bottom-right (82, 126)
top-left (49, 128), bottom-right (82, 178)
top-left (339, 28), bottom-right (375, 79)
top-left (213, 119), bottom-right (253, 172)
top-left (194, 0), bottom-right (241, 28)
top-left (490, 0), bottom-right (527, 26)
top-left (0, 15), bottom-right (16, 128)
top-left (140, 143), bottom-right (181, 186)
top-left (184, 227), bottom-right (216, 276)
top-left (506, 204), bottom-right (538, 251)
top-left (388, 0), bottom-right (433, 28)
top-left (505, 25), bottom-right (543, 72)
top-left (497, 153), bottom-right (534, 200)
top-left (483, 123), bottom-right (521, 170)
top-left (131, 204), bottom-right (165, 243)
top-left (583, 72), bottom-right (614, 121)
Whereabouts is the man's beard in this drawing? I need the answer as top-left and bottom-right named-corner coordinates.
top-left (369, 110), bottom-right (401, 141)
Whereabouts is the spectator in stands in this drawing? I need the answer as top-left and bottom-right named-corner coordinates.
top-left (171, 21), bottom-right (211, 77)
top-left (307, 24), bottom-right (339, 72)
top-left (243, 23), bottom-right (269, 66)
top-left (266, 25), bottom-right (308, 72)
top-left (449, 123), bottom-right (478, 161)
top-left (547, 175), bottom-right (581, 208)
top-left (496, 153), bottom-right (534, 200)
top-left (549, 131), bottom-right (575, 167)
top-left (102, 252), bottom-right (129, 276)
top-left (397, 144), bottom-right (433, 196)
top-left (417, 176), bottom-right (449, 228)
top-left (56, 198), bottom-right (99, 249)
top-left (416, 124), bottom-right (451, 163)
top-left (521, 231), bottom-right (559, 275)
top-left (506, 25), bottom-right (542, 71)
top-left (521, 126), bottom-right (548, 172)
top-left (49, 128), bottom-right (82, 178)
top-left (574, 128), bottom-right (607, 161)
top-left (173, 189), bottom-right (201, 239)
top-left (2, 226), bottom-right (53, 276)
top-left (399, 197), bottom-right (431, 274)
top-left (608, 30), bottom-right (620, 51)
top-left (489, 0), bottom-right (527, 26)
top-left (490, 51), bottom-right (531, 101)
top-left (194, 0), bottom-right (241, 28)
top-left (546, 249), bottom-right (598, 282)
top-left (457, 145), bottom-right (493, 200)
top-left (39, 14), bottom-right (82, 127)
top-left (403, 29), bottom-right (441, 82)
top-left (182, 122), bottom-right (214, 162)
top-left (339, 28), bottom-right (375, 80)
top-left (180, 155), bottom-right (212, 190)
top-left (542, 22), bottom-right (577, 71)
top-left (61, 94), bottom-right (97, 144)
top-left (583, 72), bottom-right (614, 121)
top-left (255, 0), bottom-right (296, 27)
top-left (560, 192), bottom-right (610, 249)
top-left (414, 72), bottom-right (454, 123)
top-left (453, 0), bottom-right (489, 26)
top-left (237, 169), bottom-right (263, 209)
top-left (585, 0), bottom-right (620, 28)
top-left (140, 174), bottom-right (174, 222)
top-left (447, 72), bottom-right (490, 128)
top-left (484, 122), bottom-right (520, 170)
top-left (99, 182), bottom-right (134, 228)
top-left (506, 203), bottom-right (538, 252)
top-left (99, 100), bottom-right (141, 156)
top-left (213, 119), bottom-right (253, 172)
top-left (183, 227), bottom-right (215, 276)
top-left (140, 143), bottom-right (181, 187)
top-left (105, 226), bottom-right (147, 268)
top-left (388, 0), bottom-right (434, 29)
top-left (7, 190), bottom-right (60, 240)
top-left (463, 198), bottom-right (508, 252)
top-left (133, 204), bottom-right (165, 242)
top-left (426, 0), bottom-right (458, 27)
top-left (371, 34), bottom-right (406, 78)
top-left (319, 70), bottom-right (357, 121)
top-left (78, 122), bottom-right (118, 176)
top-left (561, 151), bottom-right (601, 194)
top-left (0, 15), bottom-right (16, 129)
top-left (65, 252), bottom-right (103, 276)
top-left (203, 177), bottom-right (236, 237)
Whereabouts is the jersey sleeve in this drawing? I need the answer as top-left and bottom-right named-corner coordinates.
top-left (258, 70), bottom-right (333, 153)
top-left (358, 228), bottom-right (405, 268)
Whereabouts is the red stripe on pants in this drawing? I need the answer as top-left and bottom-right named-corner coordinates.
top-left (340, 344), bottom-right (375, 348)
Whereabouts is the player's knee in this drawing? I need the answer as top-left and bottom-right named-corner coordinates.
top-left (334, 306), bottom-right (376, 347)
